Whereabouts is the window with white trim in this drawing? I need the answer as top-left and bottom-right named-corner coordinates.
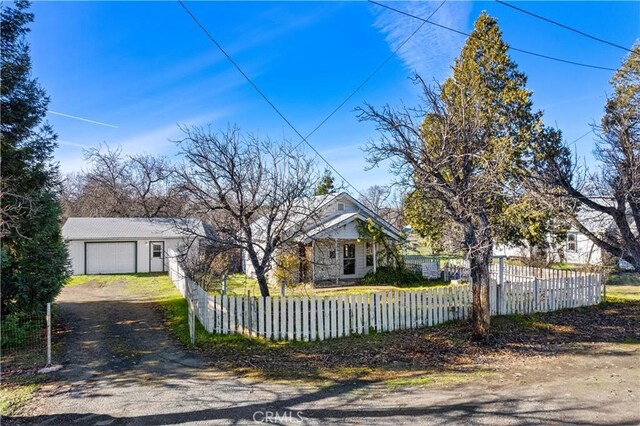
top-left (566, 233), bottom-right (578, 253)
top-left (365, 242), bottom-right (373, 267)
top-left (337, 202), bottom-right (345, 212)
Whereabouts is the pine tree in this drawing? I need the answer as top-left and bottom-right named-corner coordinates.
top-left (314, 168), bottom-right (336, 195)
top-left (360, 12), bottom-right (554, 340)
top-left (1, 0), bottom-right (70, 314)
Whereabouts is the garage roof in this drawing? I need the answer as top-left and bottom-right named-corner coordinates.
top-left (62, 217), bottom-right (203, 240)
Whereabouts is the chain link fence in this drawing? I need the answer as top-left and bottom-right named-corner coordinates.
top-left (1, 303), bottom-right (52, 370)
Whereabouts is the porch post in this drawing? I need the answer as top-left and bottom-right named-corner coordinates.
top-left (335, 238), bottom-right (339, 285)
top-left (373, 240), bottom-right (378, 273)
top-left (311, 240), bottom-right (315, 284)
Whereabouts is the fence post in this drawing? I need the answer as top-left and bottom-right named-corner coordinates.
top-left (188, 296), bottom-right (196, 345)
top-left (247, 291), bottom-right (252, 336)
top-left (222, 274), bottom-right (227, 296)
top-left (533, 278), bottom-right (539, 312)
top-left (497, 256), bottom-right (505, 315)
top-left (46, 302), bottom-right (52, 365)
top-left (281, 279), bottom-right (286, 297)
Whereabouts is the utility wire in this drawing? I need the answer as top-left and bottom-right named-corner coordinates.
top-left (293, 0), bottom-right (447, 151)
top-left (177, 1), bottom-right (366, 198)
top-left (496, 0), bottom-right (637, 55)
top-left (568, 129), bottom-right (594, 148)
top-left (369, 0), bottom-right (618, 72)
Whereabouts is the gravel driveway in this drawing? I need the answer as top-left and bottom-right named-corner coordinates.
top-left (7, 280), bottom-right (639, 425)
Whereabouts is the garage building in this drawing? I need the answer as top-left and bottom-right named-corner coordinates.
top-left (62, 217), bottom-right (202, 275)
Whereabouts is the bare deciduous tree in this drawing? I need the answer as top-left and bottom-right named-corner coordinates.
top-left (173, 125), bottom-right (322, 297)
top-left (359, 79), bottom-right (502, 341)
top-left (530, 44), bottom-right (639, 271)
top-left (62, 143), bottom-right (183, 219)
top-left (358, 185), bottom-right (404, 230)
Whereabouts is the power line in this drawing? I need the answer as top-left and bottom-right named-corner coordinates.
top-left (369, 0), bottom-right (618, 72)
top-left (568, 129), bottom-right (594, 148)
top-left (293, 0), bottom-right (447, 150)
top-left (495, 0), bottom-right (637, 55)
top-left (177, 1), bottom-right (366, 198)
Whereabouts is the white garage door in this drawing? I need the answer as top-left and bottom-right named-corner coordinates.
top-left (86, 242), bottom-right (136, 274)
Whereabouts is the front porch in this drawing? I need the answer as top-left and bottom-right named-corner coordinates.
top-left (304, 238), bottom-right (381, 285)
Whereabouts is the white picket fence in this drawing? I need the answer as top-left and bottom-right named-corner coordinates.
top-left (168, 251), bottom-right (602, 342)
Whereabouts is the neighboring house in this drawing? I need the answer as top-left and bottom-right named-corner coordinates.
top-left (495, 200), bottom-right (635, 269)
top-left (243, 192), bottom-right (403, 284)
top-left (62, 217), bottom-right (203, 275)
top-left (494, 227), bottom-right (603, 265)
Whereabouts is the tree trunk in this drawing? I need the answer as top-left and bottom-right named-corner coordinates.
top-left (470, 251), bottom-right (491, 341)
top-left (255, 268), bottom-right (271, 297)
top-left (621, 251), bottom-right (640, 272)
top-left (245, 245), bottom-right (271, 297)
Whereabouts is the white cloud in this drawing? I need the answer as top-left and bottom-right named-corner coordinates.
top-left (372, 1), bottom-right (473, 81)
top-left (112, 111), bottom-right (231, 155)
top-left (56, 111), bottom-right (231, 174)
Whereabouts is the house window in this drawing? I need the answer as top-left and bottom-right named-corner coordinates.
top-left (329, 250), bottom-right (336, 259)
top-left (152, 243), bottom-right (163, 258)
top-left (343, 243), bottom-right (355, 275)
top-left (366, 242), bottom-right (373, 267)
top-left (566, 233), bottom-right (578, 253)
top-left (337, 202), bottom-right (345, 212)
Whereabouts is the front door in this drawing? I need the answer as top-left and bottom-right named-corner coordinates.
top-left (343, 243), bottom-right (355, 275)
top-left (149, 241), bottom-right (164, 272)
top-left (299, 243), bottom-right (312, 282)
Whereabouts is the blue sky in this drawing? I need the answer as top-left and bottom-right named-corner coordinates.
top-left (29, 1), bottom-right (639, 191)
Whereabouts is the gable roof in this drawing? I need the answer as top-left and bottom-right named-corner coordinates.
top-left (249, 191), bottom-right (403, 242)
top-left (62, 217), bottom-right (203, 240)
top-left (331, 192), bottom-right (403, 238)
top-left (303, 211), bottom-right (402, 241)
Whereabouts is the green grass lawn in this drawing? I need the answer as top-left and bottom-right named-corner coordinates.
top-left (605, 272), bottom-right (640, 302)
top-left (205, 273), bottom-right (451, 297)
top-left (62, 270), bottom-right (640, 387)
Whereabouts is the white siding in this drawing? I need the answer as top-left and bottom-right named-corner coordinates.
top-left (565, 233), bottom-right (602, 265)
top-left (320, 195), bottom-right (358, 218)
top-left (496, 233), bottom-right (603, 266)
top-left (312, 220), bottom-right (362, 240)
top-left (312, 239), bottom-right (374, 281)
top-left (137, 238), bottom-right (182, 273)
top-left (67, 237), bottom-right (185, 275)
top-left (67, 241), bottom-right (85, 275)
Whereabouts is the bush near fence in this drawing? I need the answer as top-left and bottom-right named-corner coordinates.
top-left (168, 249), bottom-right (602, 342)
top-left (1, 310), bottom-right (49, 368)
top-left (360, 266), bottom-right (424, 286)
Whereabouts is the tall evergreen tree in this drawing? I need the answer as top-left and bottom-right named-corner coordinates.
top-left (360, 13), bottom-right (557, 340)
top-left (314, 168), bottom-right (336, 196)
top-left (1, 0), bottom-right (69, 314)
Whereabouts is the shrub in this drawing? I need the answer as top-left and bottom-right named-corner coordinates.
top-left (361, 266), bottom-right (424, 286)
top-left (273, 252), bottom-right (299, 287)
top-left (1, 313), bottom-right (44, 352)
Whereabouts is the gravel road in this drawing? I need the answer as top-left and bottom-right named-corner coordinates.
top-left (7, 280), bottom-right (639, 425)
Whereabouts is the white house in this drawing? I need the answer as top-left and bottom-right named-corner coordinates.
top-left (494, 228), bottom-right (603, 265)
top-left (495, 201), bottom-right (634, 269)
top-left (243, 192), bottom-right (403, 284)
top-left (62, 217), bottom-right (203, 275)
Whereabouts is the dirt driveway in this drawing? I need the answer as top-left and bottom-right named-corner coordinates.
top-left (7, 280), bottom-right (640, 425)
